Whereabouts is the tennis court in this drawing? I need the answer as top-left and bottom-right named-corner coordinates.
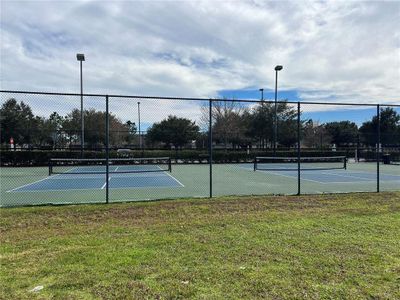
top-left (243, 163), bottom-right (400, 183)
top-left (8, 169), bottom-right (183, 192)
top-left (1, 157), bottom-right (399, 207)
top-left (7, 157), bottom-right (183, 192)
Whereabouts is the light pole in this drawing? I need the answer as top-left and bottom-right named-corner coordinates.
top-left (76, 53), bottom-right (85, 158)
top-left (274, 65), bottom-right (283, 156)
top-left (137, 102), bottom-right (141, 150)
top-left (259, 88), bottom-right (265, 149)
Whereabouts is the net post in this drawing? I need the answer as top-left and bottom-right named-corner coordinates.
top-left (168, 157), bottom-right (172, 172)
top-left (48, 159), bottom-right (52, 176)
top-left (209, 99), bottom-right (213, 198)
top-left (254, 158), bottom-right (256, 171)
top-left (297, 102), bottom-right (301, 195)
top-left (377, 104), bottom-right (380, 193)
top-left (105, 95), bottom-right (110, 204)
top-left (344, 157), bottom-right (347, 170)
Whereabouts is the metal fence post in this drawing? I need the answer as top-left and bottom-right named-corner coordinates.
top-left (105, 95), bottom-right (110, 204)
top-left (377, 104), bottom-right (380, 193)
top-left (209, 99), bottom-right (213, 198)
top-left (80, 61), bottom-right (84, 159)
top-left (297, 102), bottom-right (301, 195)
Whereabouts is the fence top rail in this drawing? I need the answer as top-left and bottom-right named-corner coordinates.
top-left (1, 90), bottom-right (399, 107)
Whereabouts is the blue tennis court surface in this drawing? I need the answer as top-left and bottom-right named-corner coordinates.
top-left (240, 164), bottom-right (400, 184)
top-left (8, 166), bottom-right (184, 192)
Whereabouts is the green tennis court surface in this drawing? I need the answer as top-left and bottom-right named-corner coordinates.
top-left (1, 162), bottom-right (399, 207)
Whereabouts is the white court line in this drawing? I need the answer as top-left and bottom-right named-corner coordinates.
top-left (275, 171), bottom-right (382, 184)
top-left (233, 164), bottom-right (400, 185)
top-left (279, 170), bottom-right (400, 185)
top-left (48, 172), bottom-right (171, 180)
top-left (49, 176), bottom-right (108, 180)
top-left (329, 169), bottom-right (400, 177)
top-left (236, 164), bottom-right (326, 184)
top-left (100, 166), bottom-right (184, 188)
top-left (7, 165), bottom-right (112, 192)
top-left (315, 179), bottom-right (400, 184)
top-left (9, 185), bottom-right (185, 193)
top-left (163, 171), bottom-right (185, 187)
top-left (251, 164), bottom-right (399, 184)
top-left (6, 173), bottom-right (64, 192)
top-left (267, 171), bottom-right (367, 185)
top-left (101, 177), bottom-right (111, 189)
top-left (6, 165), bottom-right (100, 192)
top-left (318, 171), bottom-right (373, 182)
top-left (319, 170), bottom-right (400, 182)
top-left (9, 187), bottom-right (106, 193)
top-left (156, 166), bottom-right (185, 187)
top-left (7, 165), bottom-right (184, 193)
top-left (265, 171), bottom-right (327, 184)
top-left (233, 164), bottom-right (318, 183)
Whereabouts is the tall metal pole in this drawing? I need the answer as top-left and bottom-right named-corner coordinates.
top-left (259, 88), bottom-right (264, 101)
top-left (105, 95), bottom-right (109, 204)
top-left (138, 102), bottom-right (141, 150)
top-left (273, 65), bottom-right (283, 156)
top-left (274, 70), bottom-right (278, 156)
top-left (297, 102), bottom-right (301, 195)
top-left (77, 53), bottom-right (85, 158)
top-left (259, 88), bottom-right (264, 149)
top-left (209, 99), bottom-right (213, 198)
top-left (377, 105), bottom-right (380, 193)
top-left (80, 60), bottom-right (84, 158)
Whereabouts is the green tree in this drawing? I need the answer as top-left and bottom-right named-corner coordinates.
top-left (277, 103), bottom-right (298, 147)
top-left (63, 108), bottom-right (131, 148)
top-left (324, 121), bottom-right (358, 146)
top-left (61, 108), bottom-right (81, 145)
top-left (247, 101), bottom-right (298, 148)
top-left (0, 98), bottom-right (37, 146)
top-left (48, 112), bottom-right (65, 148)
top-left (32, 116), bottom-right (50, 146)
top-left (30, 112), bottom-right (65, 148)
top-left (124, 120), bottom-right (137, 145)
top-left (246, 103), bottom-right (274, 149)
top-left (359, 107), bottom-right (400, 146)
top-left (147, 115), bottom-right (200, 149)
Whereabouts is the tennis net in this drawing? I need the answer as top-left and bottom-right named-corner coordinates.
top-left (254, 156), bottom-right (347, 171)
top-left (49, 157), bottom-right (172, 175)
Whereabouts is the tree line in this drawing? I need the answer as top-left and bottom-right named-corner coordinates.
top-left (196, 100), bottom-right (400, 149)
top-left (0, 98), bottom-right (136, 149)
top-left (1, 98), bottom-right (399, 150)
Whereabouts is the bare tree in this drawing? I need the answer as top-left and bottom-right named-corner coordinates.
top-left (302, 120), bottom-right (333, 149)
top-left (200, 99), bottom-right (248, 150)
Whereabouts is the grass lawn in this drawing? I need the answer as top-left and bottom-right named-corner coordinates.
top-left (1, 192), bottom-right (400, 299)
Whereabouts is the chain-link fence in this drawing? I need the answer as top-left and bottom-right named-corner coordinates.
top-left (1, 90), bottom-right (399, 207)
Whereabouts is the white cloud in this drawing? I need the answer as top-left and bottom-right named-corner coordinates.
top-left (1, 0), bottom-right (399, 124)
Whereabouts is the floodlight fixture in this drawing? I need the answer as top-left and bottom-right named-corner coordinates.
top-left (76, 53), bottom-right (85, 61)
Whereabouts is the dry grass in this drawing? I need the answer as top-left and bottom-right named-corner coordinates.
top-left (1, 192), bottom-right (400, 299)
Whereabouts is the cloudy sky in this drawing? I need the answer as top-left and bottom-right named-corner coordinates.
top-left (1, 0), bottom-right (399, 126)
